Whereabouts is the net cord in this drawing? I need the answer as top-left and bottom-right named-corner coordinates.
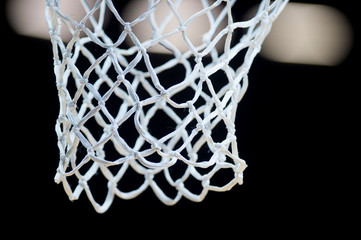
top-left (45, 0), bottom-right (288, 213)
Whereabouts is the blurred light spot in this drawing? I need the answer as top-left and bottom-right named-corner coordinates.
top-left (121, 0), bottom-right (226, 54)
top-left (6, 0), bottom-right (48, 39)
top-left (260, 3), bottom-right (353, 66)
top-left (6, 0), bottom-right (98, 42)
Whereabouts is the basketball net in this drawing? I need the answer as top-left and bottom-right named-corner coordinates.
top-left (45, 0), bottom-right (288, 213)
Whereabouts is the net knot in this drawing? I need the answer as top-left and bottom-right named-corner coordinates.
top-left (222, 58), bottom-right (230, 65)
top-left (97, 99), bottom-right (106, 107)
top-left (178, 25), bottom-right (186, 32)
top-left (57, 134), bottom-right (66, 142)
top-left (214, 143), bottom-right (223, 150)
top-left (175, 180), bottom-right (184, 190)
top-left (196, 122), bottom-right (205, 131)
top-left (145, 173), bottom-right (154, 181)
top-left (87, 147), bottom-right (95, 156)
top-left (107, 181), bottom-right (117, 190)
top-left (189, 152), bottom-right (198, 162)
top-left (48, 29), bottom-right (57, 37)
top-left (195, 54), bottom-right (202, 63)
top-left (260, 10), bottom-right (269, 21)
top-left (79, 179), bottom-right (88, 189)
top-left (45, 0), bottom-right (59, 7)
top-left (124, 23), bottom-right (132, 33)
top-left (59, 154), bottom-right (67, 163)
top-left (63, 50), bottom-right (72, 59)
top-left (202, 179), bottom-right (210, 188)
top-left (57, 114), bottom-right (67, 123)
top-left (79, 77), bottom-right (88, 85)
top-left (56, 82), bottom-right (64, 90)
top-left (67, 100), bottom-right (76, 109)
top-left (106, 45), bottom-right (114, 54)
top-left (216, 105), bottom-right (225, 114)
top-left (236, 163), bottom-right (247, 173)
top-left (186, 100), bottom-right (195, 111)
top-left (160, 89), bottom-right (169, 98)
top-left (76, 23), bottom-right (85, 30)
top-left (151, 142), bottom-right (161, 152)
top-left (227, 24), bottom-right (234, 33)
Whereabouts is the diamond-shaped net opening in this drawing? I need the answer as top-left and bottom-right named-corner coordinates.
top-left (45, 0), bottom-right (288, 213)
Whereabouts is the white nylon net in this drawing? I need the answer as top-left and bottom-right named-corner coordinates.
top-left (45, 0), bottom-right (287, 213)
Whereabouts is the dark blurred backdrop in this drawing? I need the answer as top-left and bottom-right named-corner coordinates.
top-left (1, 0), bottom-right (358, 237)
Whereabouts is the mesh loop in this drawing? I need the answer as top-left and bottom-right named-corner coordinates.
top-left (45, 0), bottom-right (288, 213)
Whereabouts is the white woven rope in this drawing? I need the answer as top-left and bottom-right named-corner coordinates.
top-left (45, 0), bottom-right (287, 213)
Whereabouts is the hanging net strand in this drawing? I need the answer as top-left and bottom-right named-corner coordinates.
top-left (45, 0), bottom-right (288, 213)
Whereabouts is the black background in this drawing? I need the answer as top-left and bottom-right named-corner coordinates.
top-left (2, 0), bottom-right (358, 237)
